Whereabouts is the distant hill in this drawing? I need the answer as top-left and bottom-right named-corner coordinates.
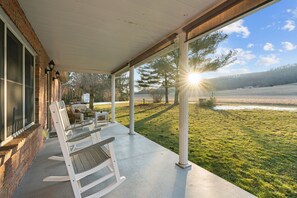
top-left (209, 64), bottom-right (297, 91)
top-left (136, 64), bottom-right (297, 93)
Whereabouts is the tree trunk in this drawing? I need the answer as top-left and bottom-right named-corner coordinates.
top-left (89, 91), bottom-right (94, 110)
top-left (164, 73), bottom-right (169, 103)
top-left (174, 86), bottom-right (179, 105)
top-left (174, 74), bottom-right (179, 105)
top-left (174, 57), bottom-right (179, 105)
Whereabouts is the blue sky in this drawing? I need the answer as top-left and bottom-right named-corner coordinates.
top-left (134, 0), bottom-right (297, 80)
top-left (203, 0), bottom-right (297, 78)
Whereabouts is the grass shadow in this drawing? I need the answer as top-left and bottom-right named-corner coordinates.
top-left (135, 104), bottom-right (177, 126)
top-left (210, 108), bottom-right (246, 121)
top-left (240, 125), bottom-right (297, 179)
top-left (210, 109), bottom-right (232, 117)
top-left (116, 104), bottom-right (165, 119)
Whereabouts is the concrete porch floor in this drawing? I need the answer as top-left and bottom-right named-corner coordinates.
top-left (14, 123), bottom-right (255, 198)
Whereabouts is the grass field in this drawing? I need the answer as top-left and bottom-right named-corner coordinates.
top-left (95, 103), bottom-right (297, 197)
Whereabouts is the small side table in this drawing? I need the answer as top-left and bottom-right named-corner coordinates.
top-left (94, 111), bottom-right (109, 127)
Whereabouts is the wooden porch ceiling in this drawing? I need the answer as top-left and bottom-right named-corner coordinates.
top-left (18, 0), bottom-right (277, 74)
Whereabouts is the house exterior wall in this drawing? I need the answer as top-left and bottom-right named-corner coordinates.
top-left (0, 0), bottom-right (60, 197)
top-left (0, 0), bottom-right (49, 126)
top-left (0, 125), bottom-right (43, 198)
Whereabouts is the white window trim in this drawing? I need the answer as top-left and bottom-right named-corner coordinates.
top-left (33, 54), bottom-right (36, 125)
top-left (0, 7), bottom-right (36, 56)
top-left (2, 22), bottom-right (8, 146)
top-left (23, 45), bottom-right (25, 129)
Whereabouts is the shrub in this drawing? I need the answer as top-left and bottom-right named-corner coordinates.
top-left (148, 88), bottom-right (165, 103)
top-left (198, 97), bottom-right (216, 108)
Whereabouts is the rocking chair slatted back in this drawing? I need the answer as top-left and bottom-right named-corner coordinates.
top-left (49, 101), bottom-right (125, 198)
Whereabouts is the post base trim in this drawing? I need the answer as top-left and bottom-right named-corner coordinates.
top-left (176, 162), bottom-right (192, 169)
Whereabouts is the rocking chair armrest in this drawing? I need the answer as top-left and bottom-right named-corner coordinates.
top-left (70, 137), bottom-right (115, 157)
top-left (65, 120), bottom-right (93, 131)
top-left (66, 128), bottom-right (102, 143)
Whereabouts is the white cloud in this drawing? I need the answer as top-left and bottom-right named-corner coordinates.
top-left (281, 41), bottom-right (297, 51)
top-left (263, 43), bottom-right (274, 51)
top-left (235, 48), bottom-right (256, 62)
top-left (221, 19), bottom-right (250, 38)
top-left (287, 7), bottom-right (297, 18)
top-left (215, 47), bottom-right (231, 55)
top-left (247, 43), bottom-right (254, 48)
top-left (258, 55), bottom-right (280, 66)
top-left (262, 22), bottom-right (277, 30)
top-left (216, 47), bottom-right (256, 66)
top-left (282, 20), bottom-right (295, 31)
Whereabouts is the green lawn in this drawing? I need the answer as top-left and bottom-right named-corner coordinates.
top-left (95, 103), bottom-right (297, 197)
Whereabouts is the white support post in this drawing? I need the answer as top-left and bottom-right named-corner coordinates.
top-left (111, 74), bottom-right (116, 123)
top-left (33, 56), bottom-right (36, 123)
top-left (129, 65), bottom-right (135, 135)
top-left (177, 32), bottom-right (191, 169)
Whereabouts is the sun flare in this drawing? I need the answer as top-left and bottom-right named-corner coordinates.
top-left (188, 72), bottom-right (201, 86)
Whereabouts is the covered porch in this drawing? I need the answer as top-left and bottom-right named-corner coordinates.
top-left (14, 123), bottom-right (254, 198)
top-left (16, 0), bottom-right (278, 169)
top-left (0, 0), bottom-right (279, 197)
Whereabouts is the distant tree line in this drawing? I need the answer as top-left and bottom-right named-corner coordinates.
top-left (62, 72), bottom-right (129, 109)
top-left (210, 64), bottom-right (297, 91)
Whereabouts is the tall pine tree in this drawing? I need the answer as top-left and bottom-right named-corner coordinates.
top-left (137, 31), bottom-right (236, 104)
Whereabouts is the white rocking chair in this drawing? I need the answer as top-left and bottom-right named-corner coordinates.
top-left (48, 101), bottom-right (102, 162)
top-left (45, 101), bottom-right (125, 198)
top-left (57, 101), bottom-right (102, 149)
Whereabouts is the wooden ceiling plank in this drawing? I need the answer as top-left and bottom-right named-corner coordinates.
top-left (112, 0), bottom-right (277, 74)
top-left (111, 33), bottom-right (177, 74)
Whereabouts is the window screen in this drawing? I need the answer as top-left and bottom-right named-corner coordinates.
top-left (6, 29), bottom-right (23, 137)
top-left (0, 19), bottom-right (4, 142)
top-left (25, 49), bottom-right (34, 125)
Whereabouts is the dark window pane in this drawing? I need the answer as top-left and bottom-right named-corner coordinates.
top-left (7, 82), bottom-right (23, 137)
top-left (0, 19), bottom-right (4, 142)
top-left (7, 30), bottom-right (22, 83)
top-left (25, 87), bottom-right (34, 125)
top-left (25, 49), bottom-right (33, 86)
top-left (7, 29), bottom-right (23, 137)
top-left (25, 49), bottom-right (34, 125)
